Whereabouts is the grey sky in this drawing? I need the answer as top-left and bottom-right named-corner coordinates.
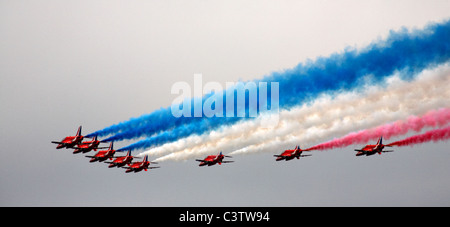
top-left (1, 0), bottom-right (449, 206)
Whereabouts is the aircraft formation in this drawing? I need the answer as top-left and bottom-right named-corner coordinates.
top-left (52, 126), bottom-right (397, 173)
top-left (51, 126), bottom-right (159, 173)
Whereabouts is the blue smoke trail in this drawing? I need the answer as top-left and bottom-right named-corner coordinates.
top-left (91, 20), bottom-right (450, 151)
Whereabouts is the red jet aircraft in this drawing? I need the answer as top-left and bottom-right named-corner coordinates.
top-left (196, 152), bottom-right (233, 167)
top-left (72, 135), bottom-right (108, 154)
top-left (274, 145), bottom-right (311, 161)
top-left (86, 142), bottom-right (116, 162)
top-left (51, 126), bottom-right (84, 149)
top-left (105, 150), bottom-right (140, 168)
top-left (355, 137), bottom-right (394, 156)
top-left (122, 155), bottom-right (159, 173)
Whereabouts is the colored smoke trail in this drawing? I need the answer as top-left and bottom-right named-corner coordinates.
top-left (143, 65), bottom-right (450, 161)
top-left (89, 20), bottom-right (450, 147)
top-left (307, 108), bottom-right (450, 151)
top-left (387, 126), bottom-right (450, 147)
top-left (154, 107), bottom-right (450, 162)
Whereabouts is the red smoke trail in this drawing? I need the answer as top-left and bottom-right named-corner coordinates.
top-left (307, 108), bottom-right (450, 151)
top-left (387, 126), bottom-right (450, 147)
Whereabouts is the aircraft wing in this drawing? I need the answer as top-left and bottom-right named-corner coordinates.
top-left (354, 149), bottom-right (364, 152)
top-left (69, 146), bottom-right (93, 150)
top-left (85, 155), bottom-right (96, 158)
top-left (93, 146), bottom-right (110, 149)
top-left (300, 154), bottom-right (312, 157)
top-left (148, 166), bottom-right (161, 169)
top-left (383, 150), bottom-right (394, 153)
top-left (221, 161), bottom-right (234, 163)
top-left (195, 159), bottom-right (207, 162)
top-left (274, 154), bottom-right (290, 158)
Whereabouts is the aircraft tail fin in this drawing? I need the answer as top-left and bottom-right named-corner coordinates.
top-left (377, 136), bottom-right (383, 145)
top-left (76, 126), bottom-right (82, 136)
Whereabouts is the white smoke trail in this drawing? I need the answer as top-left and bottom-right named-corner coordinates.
top-left (140, 64), bottom-right (450, 162)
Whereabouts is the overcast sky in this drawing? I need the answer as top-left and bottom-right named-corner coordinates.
top-left (1, 0), bottom-right (450, 206)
